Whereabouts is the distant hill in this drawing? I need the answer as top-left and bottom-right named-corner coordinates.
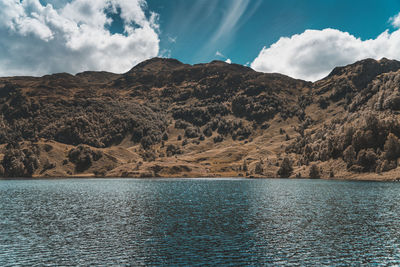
top-left (1, 57), bottom-right (400, 180)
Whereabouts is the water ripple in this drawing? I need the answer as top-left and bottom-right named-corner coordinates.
top-left (1, 179), bottom-right (400, 265)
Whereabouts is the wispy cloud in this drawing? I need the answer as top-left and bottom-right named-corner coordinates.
top-left (216, 50), bottom-right (232, 63)
top-left (389, 12), bottom-right (400, 28)
top-left (168, 36), bottom-right (177, 43)
top-left (194, 0), bottom-right (255, 61)
top-left (209, 0), bottom-right (250, 45)
top-left (215, 51), bottom-right (225, 58)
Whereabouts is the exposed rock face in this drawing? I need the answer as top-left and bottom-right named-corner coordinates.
top-left (1, 57), bottom-right (400, 180)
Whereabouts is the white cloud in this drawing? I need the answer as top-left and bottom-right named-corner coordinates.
top-left (210, 0), bottom-right (250, 45)
top-left (251, 26), bottom-right (400, 81)
top-left (159, 49), bottom-right (171, 58)
top-left (216, 50), bottom-right (232, 63)
top-left (216, 51), bottom-right (225, 58)
top-left (390, 12), bottom-right (400, 28)
top-left (195, 0), bottom-right (251, 60)
top-left (0, 0), bottom-right (159, 76)
top-left (167, 36), bottom-right (177, 43)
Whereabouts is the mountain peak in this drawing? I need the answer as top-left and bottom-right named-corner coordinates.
top-left (127, 57), bottom-right (186, 73)
top-left (327, 58), bottom-right (400, 78)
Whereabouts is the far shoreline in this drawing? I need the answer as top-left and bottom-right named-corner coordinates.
top-left (1, 176), bottom-right (399, 182)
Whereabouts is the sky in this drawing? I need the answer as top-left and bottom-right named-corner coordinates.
top-left (1, 0), bottom-right (400, 81)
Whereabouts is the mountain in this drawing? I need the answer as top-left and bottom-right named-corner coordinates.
top-left (1, 57), bottom-right (400, 180)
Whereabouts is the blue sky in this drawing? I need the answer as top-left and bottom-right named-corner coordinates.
top-left (2, 0), bottom-right (400, 80)
top-left (146, 0), bottom-right (400, 65)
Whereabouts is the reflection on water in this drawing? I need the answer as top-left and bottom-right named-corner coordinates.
top-left (1, 178), bottom-right (400, 265)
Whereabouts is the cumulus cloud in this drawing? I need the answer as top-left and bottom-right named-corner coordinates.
top-left (251, 21), bottom-right (400, 81)
top-left (0, 0), bottom-right (159, 76)
top-left (225, 58), bottom-right (232, 64)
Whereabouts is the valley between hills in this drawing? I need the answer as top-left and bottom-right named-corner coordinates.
top-left (2, 57), bottom-right (400, 180)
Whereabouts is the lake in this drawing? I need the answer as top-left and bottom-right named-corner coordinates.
top-left (1, 178), bottom-right (400, 266)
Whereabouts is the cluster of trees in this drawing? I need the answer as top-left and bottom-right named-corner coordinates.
top-left (1, 143), bottom-right (40, 177)
top-left (174, 116), bottom-right (252, 142)
top-left (68, 145), bottom-right (103, 172)
top-left (166, 144), bottom-right (182, 156)
top-left (172, 103), bottom-right (230, 127)
top-left (277, 157), bottom-right (321, 178)
top-left (287, 114), bottom-right (400, 173)
top-left (172, 106), bottom-right (211, 126)
top-left (0, 89), bottom-right (168, 149)
top-left (174, 112), bottom-right (253, 142)
top-left (232, 93), bottom-right (302, 122)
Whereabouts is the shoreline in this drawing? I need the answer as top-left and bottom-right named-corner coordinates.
top-left (1, 175), bottom-right (398, 182)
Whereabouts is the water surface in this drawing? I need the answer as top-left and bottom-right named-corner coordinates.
top-left (1, 178), bottom-right (400, 265)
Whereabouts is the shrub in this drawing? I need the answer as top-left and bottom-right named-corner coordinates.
top-left (203, 126), bottom-right (213, 137)
top-left (277, 157), bottom-right (293, 178)
top-left (184, 126), bottom-right (200, 138)
top-left (166, 144), bottom-right (182, 156)
top-left (213, 135), bottom-right (223, 143)
top-left (175, 119), bottom-right (190, 129)
top-left (261, 122), bottom-right (270, 130)
top-left (318, 97), bottom-right (329, 109)
top-left (162, 132), bottom-right (169, 141)
top-left (140, 150), bottom-right (156, 162)
top-left (232, 126), bottom-right (251, 141)
top-left (255, 161), bottom-right (263, 175)
top-left (43, 144), bottom-right (53, 152)
top-left (43, 159), bottom-right (56, 171)
top-left (242, 160), bottom-right (248, 172)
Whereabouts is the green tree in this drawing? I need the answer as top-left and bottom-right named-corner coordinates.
top-left (384, 133), bottom-right (400, 160)
top-left (255, 161), bottom-right (263, 175)
top-left (309, 164), bottom-right (320, 179)
top-left (277, 157), bottom-right (293, 178)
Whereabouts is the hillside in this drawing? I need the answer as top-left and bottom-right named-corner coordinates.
top-left (1, 57), bottom-right (400, 180)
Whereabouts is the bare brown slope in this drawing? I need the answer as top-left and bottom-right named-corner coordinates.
top-left (1, 57), bottom-right (400, 180)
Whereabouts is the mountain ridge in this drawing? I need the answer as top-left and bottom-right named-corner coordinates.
top-left (1, 57), bottom-right (400, 180)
